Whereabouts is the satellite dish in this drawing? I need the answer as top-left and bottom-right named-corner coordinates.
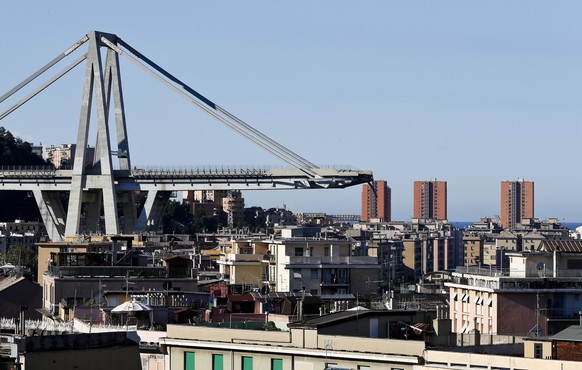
top-left (536, 262), bottom-right (545, 271)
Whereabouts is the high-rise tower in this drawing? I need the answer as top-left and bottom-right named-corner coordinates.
top-left (413, 179), bottom-right (447, 221)
top-left (361, 180), bottom-right (391, 222)
top-left (500, 179), bottom-right (534, 230)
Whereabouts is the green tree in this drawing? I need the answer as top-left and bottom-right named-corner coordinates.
top-left (162, 200), bottom-right (195, 234)
top-left (192, 209), bottom-right (219, 233)
top-left (0, 126), bottom-right (47, 166)
top-left (4, 245), bottom-right (37, 271)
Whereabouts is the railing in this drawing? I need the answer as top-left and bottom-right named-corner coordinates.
top-left (454, 266), bottom-right (509, 277)
top-left (286, 256), bottom-right (378, 265)
top-left (131, 166), bottom-right (269, 178)
top-left (0, 165), bottom-right (56, 177)
top-left (455, 266), bottom-right (582, 279)
top-left (220, 253), bottom-right (266, 263)
top-left (320, 279), bottom-right (349, 285)
top-left (47, 265), bottom-right (167, 278)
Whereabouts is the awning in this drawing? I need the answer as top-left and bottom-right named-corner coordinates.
top-left (412, 323), bottom-right (429, 335)
top-left (111, 300), bottom-right (152, 312)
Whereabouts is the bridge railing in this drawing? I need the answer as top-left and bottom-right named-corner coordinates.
top-left (0, 165), bottom-right (56, 177)
top-left (131, 166), bottom-right (270, 178)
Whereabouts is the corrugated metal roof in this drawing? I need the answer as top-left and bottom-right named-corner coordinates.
top-left (551, 324), bottom-right (582, 342)
top-left (537, 240), bottom-right (582, 253)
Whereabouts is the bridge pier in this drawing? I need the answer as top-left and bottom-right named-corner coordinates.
top-left (32, 190), bottom-right (66, 242)
top-left (136, 190), bottom-right (172, 233)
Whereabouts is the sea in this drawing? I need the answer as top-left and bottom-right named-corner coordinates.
top-left (450, 221), bottom-right (582, 231)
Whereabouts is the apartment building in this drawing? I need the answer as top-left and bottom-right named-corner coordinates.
top-left (462, 217), bottom-right (572, 269)
top-left (0, 219), bottom-right (45, 252)
top-left (161, 324), bottom-right (425, 370)
top-left (37, 237), bottom-right (198, 320)
top-left (401, 221), bottom-right (456, 281)
top-left (217, 228), bottom-right (380, 297)
top-left (183, 190), bottom-right (245, 227)
top-left (361, 180), bottom-right (391, 222)
top-left (354, 220), bottom-right (457, 282)
top-left (501, 178), bottom-right (534, 230)
top-left (413, 179), bottom-right (447, 221)
top-left (43, 143), bottom-right (95, 169)
top-left (447, 240), bottom-right (582, 336)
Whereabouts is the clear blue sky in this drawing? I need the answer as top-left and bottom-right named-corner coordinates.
top-left (1, 1), bottom-right (581, 222)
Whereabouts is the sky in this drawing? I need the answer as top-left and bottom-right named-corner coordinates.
top-left (1, 1), bottom-right (581, 222)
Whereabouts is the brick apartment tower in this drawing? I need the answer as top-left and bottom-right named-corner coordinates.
top-left (500, 179), bottom-right (534, 230)
top-left (361, 180), bottom-right (391, 222)
top-left (413, 179), bottom-right (447, 220)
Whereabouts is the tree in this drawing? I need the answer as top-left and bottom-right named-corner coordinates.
top-left (192, 209), bottom-right (219, 233)
top-left (0, 127), bottom-right (49, 221)
top-left (4, 245), bottom-right (37, 271)
top-left (162, 200), bottom-right (195, 234)
top-left (0, 126), bottom-right (47, 166)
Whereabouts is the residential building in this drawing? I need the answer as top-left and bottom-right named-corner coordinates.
top-left (361, 180), bottom-right (391, 222)
top-left (501, 178), bottom-right (534, 229)
top-left (401, 221), bottom-right (456, 281)
top-left (525, 320), bottom-right (582, 360)
top-left (461, 217), bottom-right (573, 269)
top-left (222, 190), bottom-right (244, 227)
top-left (0, 273), bottom-right (42, 320)
top-left (367, 238), bottom-right (404, 282)
top-left (422, 349), bottom-right (581, 369)
top-left (216, 228), bottom-right (380, 298)
top-left (161, 322), bottom-right (425, 370)
top-left (184, 190), bottom-right (245, 227)
top-left (447, 240), bottom-right (582, 336)
top-left (0, 332), bottom-right (141, 370)
top-left (0, 219), bottom-right (46, 253)
top-left (413, 179), bottom-right (447, 221)
top-left (354, 219), bottom-right (457, 282)
top-left (37, 237), bottom-right (198, 320)
top-left (43, 143), bottom-right (95, 169)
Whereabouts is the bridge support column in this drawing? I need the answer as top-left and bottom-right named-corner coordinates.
top-left (118, 191), bottom-right (137, 234)
top-left (32, 190), bottom-right (66, 242)
top-left (136, 190), bottom-right (171, 233)
top-left (83, 191), bottom-right (102, 234)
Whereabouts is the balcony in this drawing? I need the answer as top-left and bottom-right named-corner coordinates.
top-left (219, 253), bottom-right (267, 264)
top-left (286, 255), bottom-right (377, 266)
top-left (47, 265), bottom-right (167, 278)
top-left (261, 274), bottom-right (276, 283)
top-left (320, 279), bottom-right (349, 286)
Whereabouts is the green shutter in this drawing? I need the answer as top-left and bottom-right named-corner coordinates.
top-left (213, 354), bottom-right (223, 370)
top-left (271, 358), bottom-right (283, 370)
top-left (242, 356), bottom-right (253, 370)
top-left (184, 352), bottom-right (195, 370)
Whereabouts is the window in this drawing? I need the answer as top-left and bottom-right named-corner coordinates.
top-left (311, 269), bottom-right (318, 279)
top-left (242, 356), bottom-right (253, 370)
top-left (212, 354), bottom-right (223, 370)
top-left (324, 246), bottom-right (330, 256)
top-left (294, 247), bottom-right (304, 256)
top-left (184, 352), bottom-right (195, 370)
top-left (534, 343), bottom-right (543, 359)
top-left (358, 366), bottom-right (371, 370)
top-left (271, 359), bottom-right (283, 370)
